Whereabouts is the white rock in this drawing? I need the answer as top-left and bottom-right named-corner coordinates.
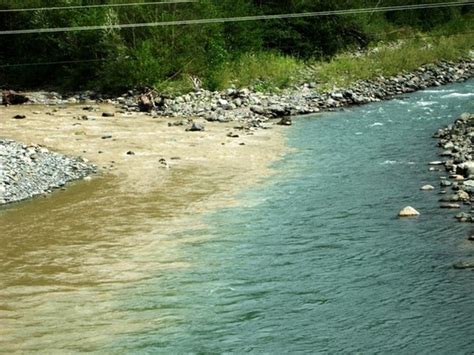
top-left (463, 180), bottom-right (474, 187)
top-left (398, 206), bottom-right (420, 217)
top-left (218, 98), bottom-right (229, 106)
top-left (420, 184), bottom-right (435, 191)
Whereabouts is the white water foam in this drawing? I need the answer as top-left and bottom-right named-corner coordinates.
top-left (417, 100), bottom-right (438, 106)
top-left (441, 93), bottom-right (474, 99)
top-left (423, 89), bottom-right (455, 94)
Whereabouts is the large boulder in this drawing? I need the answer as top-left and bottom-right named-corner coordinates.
top-left (2, 90), bottom-right (29, 105)
top-left (457, 161), bottom-right (474, 178)
top-left (138, 94), bottom-right (154, 112)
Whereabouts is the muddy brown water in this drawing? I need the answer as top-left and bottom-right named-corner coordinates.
top-left (0, 104), bottom-right (286, 352)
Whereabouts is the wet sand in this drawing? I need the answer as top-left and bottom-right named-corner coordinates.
top-left (0, 104), bottom-right (287, 212)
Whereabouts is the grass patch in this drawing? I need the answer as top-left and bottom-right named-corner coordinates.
top-left (310, 33), bottom-right (474, 91)
top-left (207, 52), bottom-right (303, 91)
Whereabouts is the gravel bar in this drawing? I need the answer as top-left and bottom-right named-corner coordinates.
top-left (0, 139), bottom-right (96, 205)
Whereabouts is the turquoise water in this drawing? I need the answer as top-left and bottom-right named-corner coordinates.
top-left (121, 81), bottom-right (474, 353)
top-left (1, 81), bottom-right (474, 353)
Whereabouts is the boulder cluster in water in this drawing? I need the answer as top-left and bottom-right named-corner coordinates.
top-left (0, 139), bottom-right (96, 205)
top-left (432, 113), bottom-right (474, 223)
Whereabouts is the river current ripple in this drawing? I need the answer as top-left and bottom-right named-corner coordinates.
top-left (1, 80), bottom-right (474, 353)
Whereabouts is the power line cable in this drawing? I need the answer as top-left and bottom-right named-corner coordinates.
top-left (0, 58), bottom-right (109, 68)
top-left (0, 30), bottom-right (472, 68)
top-left (0, 0), bottom-right (197, 13)
top-left (0, 1), bottom-right (472, 35)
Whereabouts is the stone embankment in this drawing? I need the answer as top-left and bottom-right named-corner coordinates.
top-left (0, 139), bottom-right (96, 205)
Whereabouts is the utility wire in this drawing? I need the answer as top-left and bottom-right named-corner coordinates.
top-left (0, 58), bottom-right (109, 68)
top-left (0, 0), bottom-right (197, 13)
top-left (0, 31), bottom-right (472, 68)
top-left (0, 1), bottom-right (472, 35)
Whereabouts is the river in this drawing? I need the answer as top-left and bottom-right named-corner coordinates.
top-left (1, 80), bottom-right (473, 353)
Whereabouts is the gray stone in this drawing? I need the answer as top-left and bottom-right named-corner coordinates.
top-left (278, 117), bottom-right (292, 126)
top-left (186, 123), bottom-right (205, 132)
top-left (457, 161), bottom-right (474, 177)
top-left (440, 203), bottom-right (461, 209)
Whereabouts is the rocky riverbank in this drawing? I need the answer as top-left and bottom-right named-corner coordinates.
top-left (432, 113), bottom-right (474, 222)
top-left (0, 139), bottom-right (96, 205)
top-left (152, 60), bottom-right (474, 124)
top-left (6, 59), bottom-right (473, 127)
top-left (431, 113), bottom-right (474, 269)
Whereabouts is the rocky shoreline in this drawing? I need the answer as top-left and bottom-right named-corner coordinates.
top-left (431, 113), bottom-right (474, 270)
top-left (0, 139), bottom-right (96, 205)
top-left (432, 113), bottom-right (474, 221)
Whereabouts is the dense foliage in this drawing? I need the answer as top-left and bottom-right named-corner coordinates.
top-left (0, 0), bottom-right (472, 92)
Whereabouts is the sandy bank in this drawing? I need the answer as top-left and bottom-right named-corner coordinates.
top-left (0, 104), bottom-right (288, 211)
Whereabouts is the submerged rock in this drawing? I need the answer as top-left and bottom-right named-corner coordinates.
top-left (455, 212), bottom-right (473, 223)
top-left (453, 260), bottom-right (474, 269)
